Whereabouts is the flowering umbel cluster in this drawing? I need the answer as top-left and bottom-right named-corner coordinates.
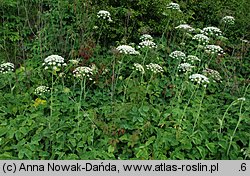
top-left (169, 51), bottom-right (186, 60)
top-left (43, 55), bottom-right (67, 70)
top-left (116, 45), bottom-right (140, 55)
top-left (221, 16), bottom-right (235, 25)
top-left (146, 63), bottom-right (164, 74)
top-left (140, 34), bottom-right (153, 41)
top-left (178, 63), bottom-right (194, 73)
top-left (203, 68), bottom-right (222, 82)
top-left (35, 86), bottom-right (50, 96)
top-left (73, 66), bottom-right (94, 80)
top-left (189, 74), bottom-right (209, 87)
top-left (138, 34), bottom-right (157, 49)
top-left (69, 59), bottom-right (80, 66)
top-left (201, 27), bottom-right (222, 37)
top-left (205, 45), bottom-right (224, 56)
top-left (192, 34), bottom-right (210, 45)
top-left (0, 62), bottom-right (14, 74)
top-left (133, 63), bottom-right (145, 74)
top-left (97, 10), bottom-right (112, 22)
top-left (185, 55), bottom-right (201, 63)
top-left (175, 24), bottom-right (195, 32)
top-left (138, 40), bottom-right (157, 49)
top-left (167, 2), bottom-right (181, 11)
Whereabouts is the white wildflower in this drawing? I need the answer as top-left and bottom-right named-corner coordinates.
top-left (116, 45), bottom-right (140, 55)
top-left (175, 24), bottom-right (195, 32)
top-left (169, 51), bottom-right (186, 60)
top-left (146, 63), bottom-right (163, 74)
top-left (43, 55), bottom-right (66, 70)
top-left (0, 62), bottom-right (14, 74)
top-left (167, 2), bottom-right (181, 11)
top-left (133, 63), bottom-right (145, 74)
top-left (73, 66), bottom-right (93, 80)
top-left (189, 73), bottom-right (209, 87)
top-left (203, 68), bottom-right (222, 82)
top-left (69, 59), bottom-right (80, 65)
top-left (35, 86), bottom-right (50, 96)
top-left (97, 10), bottom-right (112, 22)
top-left (185, 55), bottom-right (201, 63)
top-left (221, 16), bottom-right (235, 25)
top-left (205, 45), bottom-right (224, 56)
top-left (201, 27), bottom-right (222, 37)
top-left (140, 34), bottom-right (153, 41)
top-left (138, 40), bottom-right (157, 49)
top-left (192, 34), bottom-right (210, 45)
top-left (178, 63), bottom-right (194, 72)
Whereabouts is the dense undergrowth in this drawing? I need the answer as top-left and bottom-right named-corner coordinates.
top-left (0, 0), bottom-right (250, 159)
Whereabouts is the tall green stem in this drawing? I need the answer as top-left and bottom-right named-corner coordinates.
top-left (219, 100), bottom-right (237, 133)
top-left (192, 87), bottom-right (206, 132)
top-left (49, 72), bottom-right (54, 129)
top-left (178, 85), bottom-right (198, 126)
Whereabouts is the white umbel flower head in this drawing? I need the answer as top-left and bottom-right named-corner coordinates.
top-left (189, 73), bottom-right (209, 87)
top-left (0, 62), bottom-right (14, 74)
top-left (138, 40), bottom-right (157, 49)
top-left (203, 68), bottom-right (222, 82)
top-left (73, 66), bottom-right (94, 80)
top-left (35, 86), bottom-right (50, 96)
top-left (201, 27), bottom-right (222, 37)
top-left (169, 51), bottom-right (186, 60)
top-left (140, 34), bottom-right (153, 41)
top-left (205, 45), bottom-right (224, 56)
top-left (146, 63), bottom-right (164, 74)
top-left (97, 10), bottom-right (112, 22)
top-left (116, 45), bottom-right (140, 55)
top-left (43, 55), bottom-right (67, 70)
top-left (192, 34), bottom-right (210, 45)
top-left (133, 63), bottom-right (145, 74)
top-left (221, 16), bottom-right (235, 25)
top-left (175, 24), bottom-right (195, 32)
top-left (167, 2), bottom-right (181, 11)
top-left (69, 59), bottom-right (80, 65)
top-left (185, 55), bottom-right (201, 63)
top-left (178, 63), bottom-right (194, 73)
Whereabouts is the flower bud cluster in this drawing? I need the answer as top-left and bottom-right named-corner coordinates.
top-left (202, 68), bottom-right (222, 82)
top-left (133, 63), bottom-right (145, 74)
top-left (116, 45), bottom-right (140, 55)
top-left (97, 10), bottom-right (112, 22)
top-left (221, 16), bottom-right (235, 25)
top-left (0, 62), bottom-right (14, 74)
top-left (146, 63), bottom-right (163, 74)
top-left (43, 55), bottom-right (67, 70)
top-left (205, 45), bottom-right (224, 56)
top-left (169, 51), bottom-right (186, 60)
top-left (192, 34), bottom-right (210, 45)
top-left (201, 27), bottom-right (222, 37)
top-left (35, 86), bottom-right (50, 96)
top-left (178, 63), bottom-right (194, 73)
top-left (189, 73), bottom-right (209, 87)
top-left (175, 24), bottom-right (195, 32)
top-left (73, 66), bottom-right (94, 80)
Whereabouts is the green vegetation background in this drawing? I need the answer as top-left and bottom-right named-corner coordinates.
top-left (0, 0), bottom-right (249, 159)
